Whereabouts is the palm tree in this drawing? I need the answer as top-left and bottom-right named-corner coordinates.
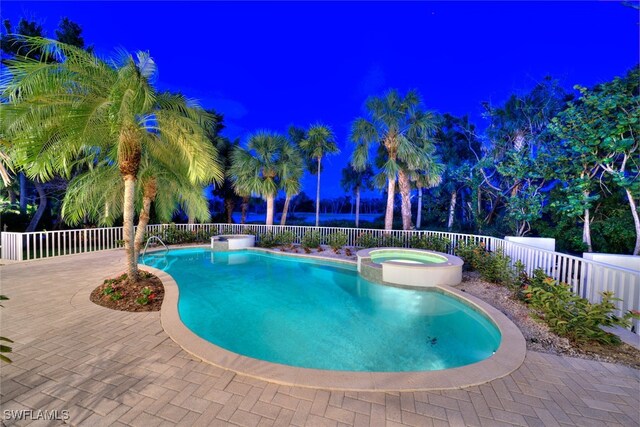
top-left (340, 164), bottom-right (374, 228)
top-left (229, 131), bottom-right (295, 226)
top-left (350, 89), bottom-right (438, 230)
top-left (407, 151), bottom-right (444, 230)
top-left (1, 38), bottom-right (221, 281)
top-left (299, 124), bottom-right (340, 227)
top-left (279, 142), bottom-right (304, 225)
top-left (212, 137), bottom-right (241, 223)
top-left (62, 148), bottom-right (211, 257)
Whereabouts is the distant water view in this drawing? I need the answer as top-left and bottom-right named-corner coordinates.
top-left (231, 212), bottom-right (380, 225)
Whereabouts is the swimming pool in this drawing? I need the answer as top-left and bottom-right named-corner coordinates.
top-left (143, 248), bottom-right (501, 373)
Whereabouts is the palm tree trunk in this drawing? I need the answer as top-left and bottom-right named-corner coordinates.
top-left (623, 188), bottom-right (640, 255)
top-left (384, 177), bottom-right (396, 231)
top-left (447, 190), bottom-right (457, 230)
top-left (416, 187), bottom-right (423, 230)
top-left (134, 178), bottom-right (157, 258)
top-left (266, 195), bottom-right (275, 226)
top-left (315, 157), bottom-right (321, 227)
top-left (398, 170), bottom-right (412, 230)
top-left (8, 188), bottom-right (17, 205)
top-left (241, 196), bottom-right (249, 224)
top-left (281, 196), bottom-right (291, 225)
top-left (123, 176), bottom-right (138, 282)
top-left (134, 196), bottom-right (153, 258)
top-left (225, 197), bottom-right (235, 223)
top-left (25, 180), bottom-right (46, 232)
top-left (19, 173), bottom-right (27, 214)
top-left (355, 186), bottom-right (361, 228)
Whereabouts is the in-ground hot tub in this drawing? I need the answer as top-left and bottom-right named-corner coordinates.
top-left (211, 234), bottom-right (255, 251)
top-left (357, 247), bottom-right (463, 287)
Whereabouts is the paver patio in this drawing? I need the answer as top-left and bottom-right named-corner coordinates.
top-left (1, 250), bottom-right (638, 426)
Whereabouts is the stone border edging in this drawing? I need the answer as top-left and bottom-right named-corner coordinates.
top-left (145, 249), bottom-right (526, 391)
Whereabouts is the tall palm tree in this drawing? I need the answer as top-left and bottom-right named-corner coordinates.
top-left (279, 142), bottom-right (304, 225)
top-left (407, 147), bottom-right (444, 230)
top-left (299, 124), bottom-right (340, 227)
top-left (340, 164), bottom-right (374, 228)
top-left (211, 137), bottom-right (241, 223)
top-left (350, 89), bottom-right (438, 230)
top-left (229, 131), bottom-right (294, 226)
top-left (1, 38), bottom-right (221, 281)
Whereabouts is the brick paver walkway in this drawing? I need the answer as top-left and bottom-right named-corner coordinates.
top-left (1, 250), bottom-right (638, 426)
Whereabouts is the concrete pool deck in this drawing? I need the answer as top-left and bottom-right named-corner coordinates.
top-left (1, 249), bottom-right (639, 426)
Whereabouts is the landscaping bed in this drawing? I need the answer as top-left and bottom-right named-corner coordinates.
top-left (90, 270), bottom-right (164, 312)
top-left (457, 271), bottom-right (640, 369)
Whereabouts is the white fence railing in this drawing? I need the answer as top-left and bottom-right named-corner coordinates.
top-left (2, 223), bottom-right (638, 332)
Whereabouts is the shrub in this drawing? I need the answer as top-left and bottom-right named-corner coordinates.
top-left (256, 232), bottom-right (279, 248)
top-left (477, 249), bottom-right (514, 286)
top-left (356, 232), bottom-right (378, 248)
top-left (147, 224), bottom-right (210, 245)
top-left (219, 225), bottom-right (235, 235)
top-left (277, 231), bottom-right (296, 248)
top-left (381, 235), bottom-right (403, 247)
top-left (327, 232), bottom-right (348, 253)
top-left (454, 241), bottom-right (484, 270)
top-left (454, 242), bottom-right (514, 285)
top-left (525, 270), bottom-right (639, 345)
top-left (409, 235), bottom-right (451, 253)
top-left (301, 231), bottom-right (322, 249)
top-left (511, 261), bottom-right (529, 300)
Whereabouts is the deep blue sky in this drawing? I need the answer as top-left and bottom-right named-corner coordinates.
top-left (2, 1), bottom-right (639, 198)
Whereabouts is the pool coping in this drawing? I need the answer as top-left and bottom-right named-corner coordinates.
top-left (357, 247), bottom-right (463, 268)
top-left (145, 247), bottom-right (526, 391)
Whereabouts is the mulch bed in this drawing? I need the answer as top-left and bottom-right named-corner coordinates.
top-left (90, 270), bottom-right (164, 312)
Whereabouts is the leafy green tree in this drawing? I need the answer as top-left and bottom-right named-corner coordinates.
top-left (299, 123), bottom-right (340, 226)
top-left (434, 114), bottom-right (481, 230)
top-left (340, 164), bottom-right (374, 227)
top-left (1, 18), bottom-right (44, 60)
top-left (1, 17), bottom-right (90, 231)
top-left (350, 89), bottom-right (438, 230)
top-left (549, 67), bottom-right (640, 254)
top-left (229, 131), bottom-right (298, 226)
top-left (481, 77), bottom-right (569, 236)
top-left (2, 38), bottom-right (221, 281)
top-left (547, 119), bottom-right (601, 252)
top-left (55, 17), bottom-right (86, 49)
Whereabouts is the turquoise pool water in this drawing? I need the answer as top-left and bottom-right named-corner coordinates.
top-left (142, 248), bottom-right (501, 372)
top-left (370, 250), bottom-right (447, 265)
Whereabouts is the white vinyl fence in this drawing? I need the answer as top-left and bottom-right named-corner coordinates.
top-left (2, 223), bottom-right (638, 333)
